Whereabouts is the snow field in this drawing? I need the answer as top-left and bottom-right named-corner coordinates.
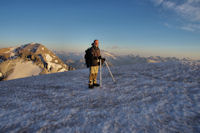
top-left (0, 61), bottom-right (199, 132)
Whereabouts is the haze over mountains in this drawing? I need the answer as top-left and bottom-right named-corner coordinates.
top-left (0, 43), bottom-right (199, 81)
top-left (53, 49), bottom-right (200, 69)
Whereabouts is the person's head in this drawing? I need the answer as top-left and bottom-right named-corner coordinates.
top-left (93, 40), bottom-right (99, 47)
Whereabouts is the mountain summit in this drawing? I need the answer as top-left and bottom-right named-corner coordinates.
top-left (0, 61), bottom-right (199, 132)
top-left (0, 43), bottom-right (68, 81)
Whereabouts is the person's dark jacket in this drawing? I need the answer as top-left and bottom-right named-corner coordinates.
top-left (89, 45), bottom-right (101, 66)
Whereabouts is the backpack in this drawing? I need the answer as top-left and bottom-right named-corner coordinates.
top-left (84, 48), bottom-right (92, 68)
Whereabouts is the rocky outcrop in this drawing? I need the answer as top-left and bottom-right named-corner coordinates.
top-left (0, 43), bottom-right (69, 81)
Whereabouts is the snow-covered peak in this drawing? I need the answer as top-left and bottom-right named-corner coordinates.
top-left (101, 50), bottom-right (117, 60)
top-left (0, 43), bottom-right (69, 81)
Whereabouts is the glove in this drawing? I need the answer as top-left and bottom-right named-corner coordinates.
top-left (98, 58), bottom-right (105, 66)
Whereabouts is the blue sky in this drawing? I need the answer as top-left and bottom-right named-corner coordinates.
top-left (0, 0), bottom-right (200, 59)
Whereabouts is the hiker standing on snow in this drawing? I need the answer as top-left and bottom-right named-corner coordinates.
top-left (85, 40), bottom-right (105, 89)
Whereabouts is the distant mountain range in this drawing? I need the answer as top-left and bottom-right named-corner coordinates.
top-left (1, 43), bottom-right (199, 81)
top-left (0, 43), bottom-right (68, 81)
top-left (53, 49), bottom-right (199, 69)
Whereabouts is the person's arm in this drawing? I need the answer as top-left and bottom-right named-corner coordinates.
top-left (98, 53), bottom-right (105, 61)
top-left (98, 50), bottom-right (105, 60)
top-left (98, 49), bottom-right (102, 59)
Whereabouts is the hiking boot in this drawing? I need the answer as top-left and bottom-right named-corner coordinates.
top-left (93, 83), bottom-right (100, 87)
top-left (89, 84), bottom-right (94, 89)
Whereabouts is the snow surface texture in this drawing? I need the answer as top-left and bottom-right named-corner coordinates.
top-left (0, 61), bottom-right (199, 132)
top-left (6, 61), bottom-right (42, 80)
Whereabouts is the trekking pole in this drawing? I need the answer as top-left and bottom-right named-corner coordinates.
top-left (100, 59), bottom-right (102, 87)
top-left (105, 60), bottom-right (116, 83)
